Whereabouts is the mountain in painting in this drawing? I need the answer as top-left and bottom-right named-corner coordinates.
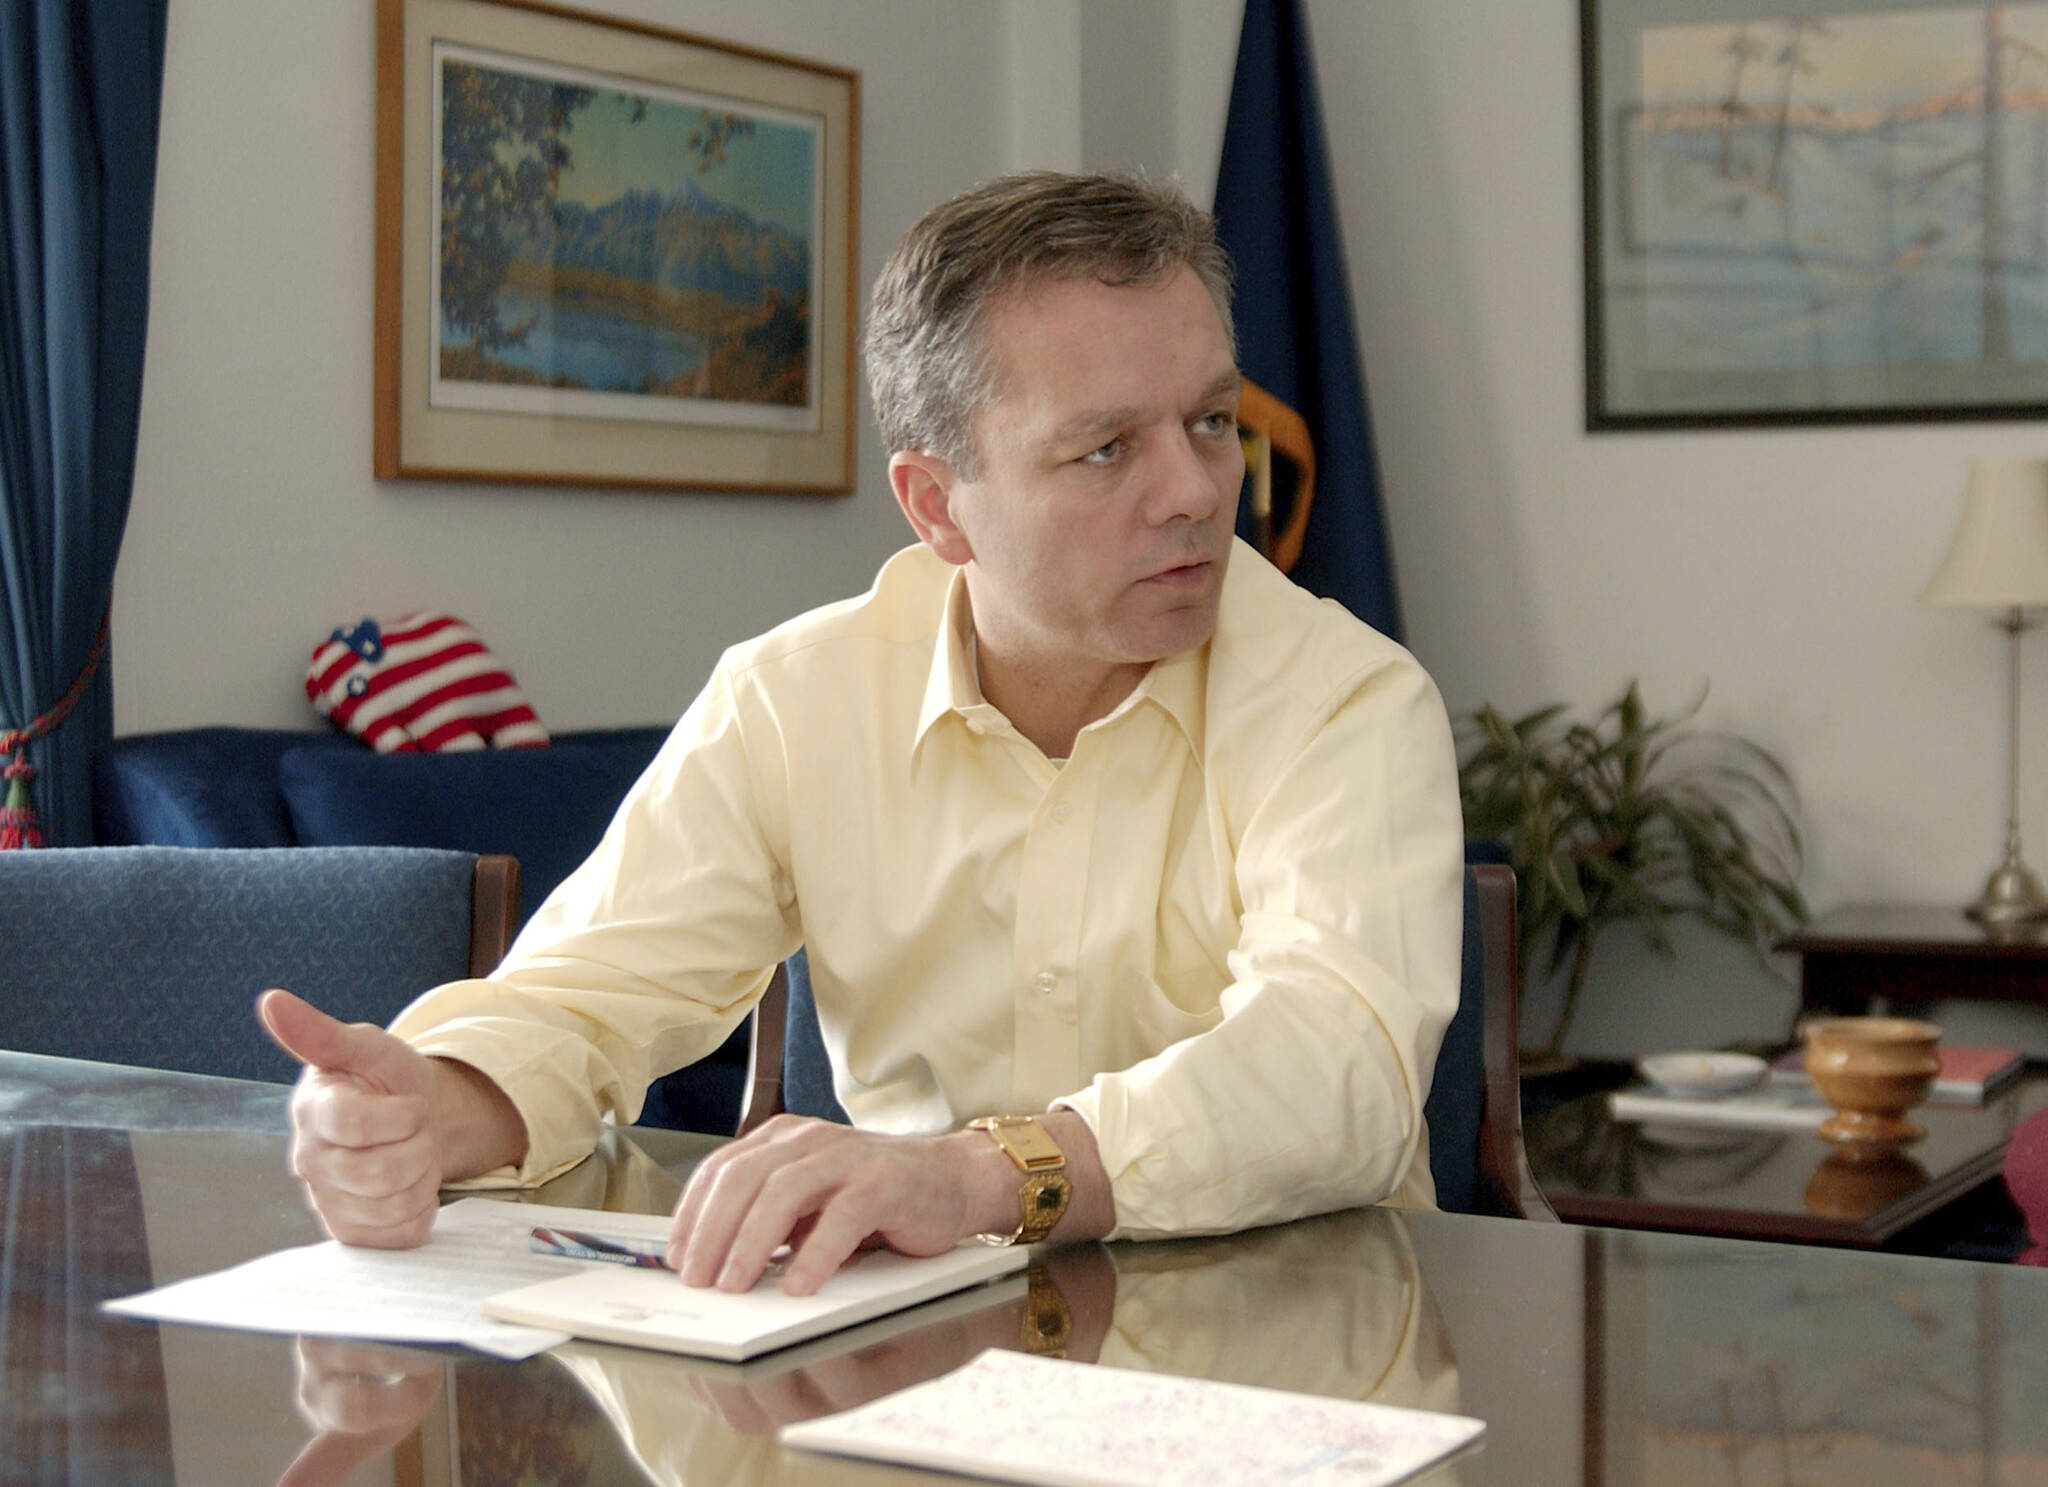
top-left (529, 181), bottom-right (809, 307)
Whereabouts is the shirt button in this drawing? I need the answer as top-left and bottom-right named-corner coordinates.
top-left (1034, 970), bottom-right (1057, 997)
top-left (1052, 801), bottom-right (1072, 824)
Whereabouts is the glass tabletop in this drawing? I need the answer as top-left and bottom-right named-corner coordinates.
top-left (5, 1051), bottom-right (2047, 1485)
top-left (1525, 1070), bottom-right (2048, 1248)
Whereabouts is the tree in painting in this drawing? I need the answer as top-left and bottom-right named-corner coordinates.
top-left (439, 64), bottom-right (594, 358)
top-left (436, 59), bottom-right (815, 413)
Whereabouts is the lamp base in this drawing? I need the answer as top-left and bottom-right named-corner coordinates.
top-left (1965, 856), bottom-right (2048, 927)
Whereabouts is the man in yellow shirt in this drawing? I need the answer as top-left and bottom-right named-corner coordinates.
top-left (259, 171), bottom-right (1462, 1297)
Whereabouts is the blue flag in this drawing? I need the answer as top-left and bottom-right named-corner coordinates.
top-left (1213, 0), bottom-right (1402, 642)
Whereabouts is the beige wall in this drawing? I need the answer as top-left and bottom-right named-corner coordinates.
top-left (117, 0), bottom-right (2048, 1055)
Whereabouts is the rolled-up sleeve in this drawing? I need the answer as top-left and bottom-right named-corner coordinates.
top-left (1059, 657), bottom-right (1464, 1238)
top-left (391, 659), bottom-right (801, 1186)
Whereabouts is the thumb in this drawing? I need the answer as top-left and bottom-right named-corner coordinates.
top-left (258, 988), bottom-right (413, 1090)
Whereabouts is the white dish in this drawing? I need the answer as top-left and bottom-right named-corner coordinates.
top-left (1635, 1051), bottom-right (1768, 1099)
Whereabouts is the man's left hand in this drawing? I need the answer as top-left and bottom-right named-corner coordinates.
top-left (667, 1110), bottom-right (1111, 1296)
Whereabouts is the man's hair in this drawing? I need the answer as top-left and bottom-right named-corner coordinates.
top-left (863, 171), bottom-right (1234, 478)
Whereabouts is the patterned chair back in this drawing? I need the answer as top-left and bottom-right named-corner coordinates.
top-left (0, 845), bottom-right (516, 1083)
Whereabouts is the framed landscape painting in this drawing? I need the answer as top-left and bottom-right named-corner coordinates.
top-left (1584, 0), bottom-right (2048, 428)
top-left (375, 0), bottom-right (859, 491)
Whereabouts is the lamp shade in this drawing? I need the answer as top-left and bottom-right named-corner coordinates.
top-left (1923, 459), bottom-right (2048, 609)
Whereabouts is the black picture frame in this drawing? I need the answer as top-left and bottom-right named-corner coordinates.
top-left (1584, 0), bottom-right (2048, 430)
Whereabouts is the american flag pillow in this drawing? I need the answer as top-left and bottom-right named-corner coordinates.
top-left (306, 611), bottom-right (549, 752)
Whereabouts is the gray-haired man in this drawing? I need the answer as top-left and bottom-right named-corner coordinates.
top-left (261, 171), bottom-right (1462, 1295)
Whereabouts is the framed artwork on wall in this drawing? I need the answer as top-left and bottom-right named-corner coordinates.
top-left (1584, 0), bottom-right (2048, 429)
top-left (375, 0), bottom-right (860, 491)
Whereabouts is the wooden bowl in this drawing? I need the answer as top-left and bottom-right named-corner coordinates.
top-left (1802, 1016), bottom-right (1941, 1146)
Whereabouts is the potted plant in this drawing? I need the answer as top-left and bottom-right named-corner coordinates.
top-left (1457, 682), bottom-right (1809, 1065)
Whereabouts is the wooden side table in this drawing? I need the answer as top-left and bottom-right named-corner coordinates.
top-left (1522, 1071), bottom-right (2048, 1249)
top-left (1777, 903), bottom-right (2048, 1014)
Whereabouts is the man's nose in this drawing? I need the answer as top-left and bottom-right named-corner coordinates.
top-left (1143, 427), bottom-right (1239, 526)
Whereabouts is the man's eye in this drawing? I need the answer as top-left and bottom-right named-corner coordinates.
top-left (1080, 438), bottom-right (1124, 466)
top-left (1195, 412), bottom-right (1238, 436)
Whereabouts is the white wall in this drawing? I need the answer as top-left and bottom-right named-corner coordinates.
top-left (119, 0), bottom-right (2048, 1055)
top-left (1167, 0), bottom-right (2048, 1056)
top-left (120, 0), bottom-right (1013, 734)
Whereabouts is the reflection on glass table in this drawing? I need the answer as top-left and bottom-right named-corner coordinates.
top-left (1524, 1067), bottom-right (2048, 1249)
top-left (272, 1207), bottom-right (1456, 1487)
top-left (10, 1051), bottom-right (2048, 1485)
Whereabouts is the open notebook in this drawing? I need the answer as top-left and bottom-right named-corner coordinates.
top-left (482, 1240), bottom-right (1029, 1362)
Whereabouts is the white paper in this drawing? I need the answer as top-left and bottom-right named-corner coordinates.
top-left (482, 1241), bottom-right (1029, 1361)
top-left (780, 1348), bottom-right (1486, 1487)
top-left (103, 1198), bottom-right (676, 1360)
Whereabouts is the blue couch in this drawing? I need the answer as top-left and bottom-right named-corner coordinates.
top-left (92, 724), bottom-right (749, 1131)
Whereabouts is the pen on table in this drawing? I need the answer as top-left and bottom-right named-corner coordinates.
top-left (529, 1225), bottom-right (671, 1270)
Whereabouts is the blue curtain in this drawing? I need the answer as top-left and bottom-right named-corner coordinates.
top-left (1213, 0), bottom-right (1403, 642)
top-left (0, 2), bottom-right (168, 845)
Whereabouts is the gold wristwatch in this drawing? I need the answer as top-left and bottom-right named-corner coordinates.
top-left (1021, 1265), bottom-right (1073, 1355)
top-left (968, 1114), bottom-right (1072, 1247)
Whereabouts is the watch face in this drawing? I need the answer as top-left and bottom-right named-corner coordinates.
top-left (1024, 1268), bottom-right (1073, 1355)
top-left (1026, 1298), bottom-right (1070, 1352)
top-left (990, 1121), bottom-right (1064, 1169)
top-left (1018, 1171), bottom-right (1073, 1243)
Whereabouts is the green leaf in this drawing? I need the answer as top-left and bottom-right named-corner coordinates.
top-left (1456, 681), bottom-right (1808, 1048)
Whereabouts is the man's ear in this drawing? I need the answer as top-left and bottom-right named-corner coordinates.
top-left (889, 451), bottom-right (974, 566)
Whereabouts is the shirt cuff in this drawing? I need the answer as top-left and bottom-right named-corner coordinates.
top-left (399, 1015), bottom-right (617, 1189)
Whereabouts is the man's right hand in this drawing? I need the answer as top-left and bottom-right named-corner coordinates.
top-left (279, 1337), bottom-right (443, 1487)
top-left (258, 989), bottom-right (447, 1249)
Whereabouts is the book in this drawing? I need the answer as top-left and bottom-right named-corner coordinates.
top-left (780, 1347), bottom-right (1486, 1487)
top-left (1610, 1083), bottom-right (1829, 1132)
top-left (576, 1266), bottom-right (1035, 1385)
top-left (481, 1240), bottom-right (1028, 1362)
top-left (1767, 1044), bottom-right (2025, 1103)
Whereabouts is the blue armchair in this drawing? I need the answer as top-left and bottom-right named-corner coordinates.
top-left (0, 846), bottom-right (518, 1084)
top-left (91, 725), bottom-right (753, 1131)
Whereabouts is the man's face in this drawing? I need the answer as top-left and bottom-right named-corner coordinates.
top-left (926, 268), bottom-right (1244, 685)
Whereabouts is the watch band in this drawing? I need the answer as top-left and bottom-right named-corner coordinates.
top-left (969, 1114), bottom-right (1072, 1246)
top-left (1021, 1264), bottom-right (1073, 1355)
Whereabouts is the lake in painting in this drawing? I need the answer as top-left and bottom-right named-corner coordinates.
top-left (430, 43), bottom-right (820, 429)
top-left (1621, 6), bottom-right (2048, 386)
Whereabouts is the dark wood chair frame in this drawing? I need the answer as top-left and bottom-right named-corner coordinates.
top-left (1469, 862), bottom-right (1555, 1221)
top-left (738, 961), bottom-right (794, 1137)
top-left (468, 854), bottom-right (522, 978)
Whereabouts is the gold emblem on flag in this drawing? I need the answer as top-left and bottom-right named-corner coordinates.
top-left (1235, 378), bottom-right (1315, 574)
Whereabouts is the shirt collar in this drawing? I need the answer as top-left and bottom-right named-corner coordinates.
top-left (912, 566), bottom-right (1208, 767)
top-left (1124, 638), bottom-right (1206, 763)
top-left (913, 566), bottom-right (987, 756)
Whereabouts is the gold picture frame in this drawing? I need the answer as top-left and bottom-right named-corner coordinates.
top-left (375, 0), bottom-right (859, 492)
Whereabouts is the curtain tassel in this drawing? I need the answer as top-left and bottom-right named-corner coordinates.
top-left (0, 754), bottom-right (43, 850)
top-left (0, 601), bottom-right (112, 850)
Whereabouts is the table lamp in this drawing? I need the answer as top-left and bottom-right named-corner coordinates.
top-left (1922, 457), bottom-right (2048, 926)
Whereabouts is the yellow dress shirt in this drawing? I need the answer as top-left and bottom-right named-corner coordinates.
top-left (391, 538), bottom-right (1463, 1236)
